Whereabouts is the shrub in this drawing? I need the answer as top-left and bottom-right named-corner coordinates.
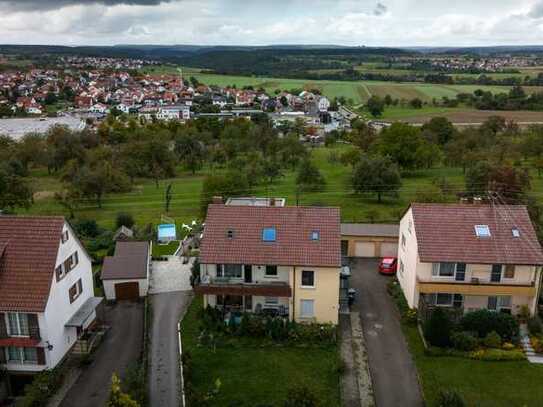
top-left (502, 342), bottom-right (515, 350)
top-left (451, 331), bottom-right (478, 351)
top-left (460, 310), bottom-right (519, 341)
top-left (73, 218), bottom-right (101, 238)
top-left (424, 307), bottom-right (453, 347)
top-left (16, 368), bottom-right (65, 407)
top-left (528, 316), bottom-right (543, 335)
top-left (483, 331), bottom-right (502, 348)
top-left (469, 348), bottom-right (525, 361)
top-left (531, 336), bottom-right (543, 353)
top-left (116, 212), bottom-right (135, 229)
top-left (436, 389), bottom-right (466, 407)
top-left (284, 384), bottom-right (320, 407)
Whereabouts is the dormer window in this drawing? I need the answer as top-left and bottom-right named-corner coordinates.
top-left (227, 229), bottom-right (235, 239)
top-left (311, 231), bottom-right (320, 241)
top-left (262, 228), bottom-right (276, 242)
top-left (475, 225), bottom-right (491, 238)
top-left (512, 228), bottom-right (520, 238)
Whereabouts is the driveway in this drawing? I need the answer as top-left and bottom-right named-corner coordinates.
top-left (149, 291), bottom-right (193, 407)
top-left (349, 257), bottom-right (423, 407)
top-left (59, 302), bottom-right (144, 407)
top-left (149, 256), bottom-right (193, 294)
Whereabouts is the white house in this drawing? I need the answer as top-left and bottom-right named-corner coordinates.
top-left (0, 216), bottom-right (101, 376)
top-left (101, 241), bottom-right (151, 301)
top-left (317, 96), bottom-right (331, 112)
top-left (397, 203), bottom-right (543, 316)
top-left (156, 105), bottom-right (190, 121)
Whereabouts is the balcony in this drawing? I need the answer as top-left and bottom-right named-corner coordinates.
top-left (194, 276), bottom-right (292, 297)
top-left (417, 277), bottom-right (537, 297)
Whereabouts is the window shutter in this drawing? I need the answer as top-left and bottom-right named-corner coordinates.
top-left (432, 263), bottom-right (439, 276)
top-left (55, 265), bottom-right (63, 282)
top-left (36, 347), bottom-right (46, 365)
top-left (0, 313), bottom-right (7, 339)
top-left (28, 314), bottom-right (40, 340)
top-left (77, 279), bottom-right (83, 293)
top-left (73, 251), bottom-right (79, 266)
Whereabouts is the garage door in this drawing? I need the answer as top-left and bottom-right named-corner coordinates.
top-left (354, 242), bottom-right (375, 257)
top-left (380, 242), bottom-right (399, 257)
top-left (114, 282), bottom-right (140, 301)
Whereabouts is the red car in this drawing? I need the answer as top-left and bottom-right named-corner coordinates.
top-left (379, 257), bottom-right (397, 275)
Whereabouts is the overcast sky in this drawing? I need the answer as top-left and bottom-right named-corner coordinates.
top-left (0, 0), bottom-right (542, 46)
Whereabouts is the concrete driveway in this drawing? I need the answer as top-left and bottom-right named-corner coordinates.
top-left (59, 302), bottom-right (144, 407)
top-left (149, 291), bottom-right (193, 407)
top-left (149, 256), bottom-right (193, 294)
top-left (349, 257), bottom-right (423, 407)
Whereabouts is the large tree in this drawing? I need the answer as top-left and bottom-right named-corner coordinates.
top-left (366, 96), bottom-right (385, 118)
top-left (175, 134), bottom-right (206, 175)
top-left (296, 158), bottom-right (326, 193)
top-left (0, 167), bottom-right (33, 210)
top-left (352, 155), bottom-right (401, 202)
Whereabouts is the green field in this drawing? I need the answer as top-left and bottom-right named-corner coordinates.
top-left (19, 146), bottom-right (474, 230)
top-left (143, 65), bottom-right (531, 106)
top-left (180, 296), bottom-right (341, 407)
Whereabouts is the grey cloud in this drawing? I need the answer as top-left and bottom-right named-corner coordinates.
top-left (529, 1), bottom-right (543, 18)
top-left (0, 0), bottom-right (175, 11)
top-left (373, 2), bottom-right (387, 16)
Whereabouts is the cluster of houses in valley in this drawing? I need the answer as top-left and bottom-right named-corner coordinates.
top-left (2, 195), bottom-right (543, 401)
top-left (0, 62), bottom-right (352, 138)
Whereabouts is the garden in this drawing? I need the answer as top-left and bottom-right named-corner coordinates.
top-left (387, 279), bottom-right (543, 406)
top-left (180, 296), bottom-right (341, 407)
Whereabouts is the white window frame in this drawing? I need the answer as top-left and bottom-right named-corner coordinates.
top-left (5, 346), bottom-right (37, 365)
top-left (502, 265), bottom-right (516, 280)
top-left (265, 265), bottom-right (278, 278)
top-left (300, 299), bottom-right (315, 318)
top-left (301, 270), bottom-right (315, 288)
top-left (475, 225), bottom-right (491, 237)
top-left (6, 312), bottom-right (30, 337)
top-left (432, 262), bottom-right (466, 279)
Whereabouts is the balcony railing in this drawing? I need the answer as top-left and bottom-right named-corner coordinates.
top-left (417, 277), bottom-right (537, 297)
top-left (194, 275), bottom-right (292, 297)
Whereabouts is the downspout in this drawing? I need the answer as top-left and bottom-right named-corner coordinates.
top-left (292, 267), bottom-right (296, 322)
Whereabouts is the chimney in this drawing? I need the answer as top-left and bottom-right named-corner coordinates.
top-left (212, 196), bottom-right (223, 204)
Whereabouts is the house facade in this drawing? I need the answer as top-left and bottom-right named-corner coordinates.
top-left (0, 216), bottom-right (101, 376)
top-left (397, 203), bottom-right (543, 316)
top-left (194, 204), bottom-right (341, 324)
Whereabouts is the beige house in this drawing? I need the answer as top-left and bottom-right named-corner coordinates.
top-left (195, 204), bottom-right (341, 324)
top-left (398, 203), bottom-right (543, 316)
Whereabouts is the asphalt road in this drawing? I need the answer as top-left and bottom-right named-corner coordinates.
top-left (59, 301), bottom-right (144, 407)
top-left (149, 291), bottom-right (192, 407)
top-left (349, 257), bottom-right (423, 407)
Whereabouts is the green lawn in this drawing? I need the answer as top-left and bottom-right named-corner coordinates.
top-left (180, 296), bottom-right (341, 407)
top-left (403, 324), bottom-right (543, 406)
top-left (151, 240), bottom-right (179, 257)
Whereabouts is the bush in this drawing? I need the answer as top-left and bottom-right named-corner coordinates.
top-left (451, 331), bottom-right (478, 351)
top-left (469, 348), bottom-right (525, 361)
top-left (436, 389), bottom-right (466, 407)
top-left (460, 310), bottom-right (519, 341)
top-left (528, 316), bottom-right (543, 335)
top-left (72, 219), bottom-right (101, 238)
top-left (424, 307), bottom-right (453, 347)
top-left (16, 368), bottom-right (65, 407)
top-left (483, 331), bottom-right (502, 348)
top-left (116, 212), bottom-right (135, 229)
top-left (284, 384), bottom-right (320, 407)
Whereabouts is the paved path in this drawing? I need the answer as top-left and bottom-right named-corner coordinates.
top-left (59, 302), bottom-right (144, 407)
top-left (149, 291), bottom-right (193, 407)
top-left (149, 256), bottom-right (193, 294)
top-left (349, 258), bottom-right (423, 407)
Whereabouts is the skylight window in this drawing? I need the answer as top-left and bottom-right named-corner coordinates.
top-left (475, 225), bottom-right (491, 237)
top-left (227, 229), bottom-right (235, 239)
top-left (262, 228), bottom-right (276, 242)
top-left (311, 231), bottom-right (320, 241)
top-left (512, 228), bottom-right (520, 238)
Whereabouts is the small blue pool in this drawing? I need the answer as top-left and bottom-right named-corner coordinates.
top-left (157, 224), bottom-right (177, 242)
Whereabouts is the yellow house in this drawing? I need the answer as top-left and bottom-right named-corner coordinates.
top-left (398, 203), bottom-right (543, 316)
top-left (194, 203), bottom-right (341, 324)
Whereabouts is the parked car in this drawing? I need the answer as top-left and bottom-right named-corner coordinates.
top-left (378, 257), bottom-right (397, 275)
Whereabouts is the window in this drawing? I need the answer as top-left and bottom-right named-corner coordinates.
top-left (301, 270), bottom-right (315, 287)
top-left (69, 279), bottom-right (83, 304)
top-left (436, 293), bottom-right (453, 306)
top-left (300, 299), bottom-right (314, 318)
top-left (401, 233), bottom-right (406, 248)
top-left (7, 313), bottom-right (29, 337)
top-left (262, 228), bottom-right (276, 242)
top-left (512, 228), bottom-right (520, 238)
top-left (475, 225), bottom-right (491, 237)
top-left (224, 264), bottom-right (242, 278)
top-left (226, 229), bottom-right (234, 239)
top-left (504, 265), bottom-right (515, 279)
top-left (311, 231), bottom-right (320, 241)
top-left (408, 219), bottom-right (412, 234)
top-left (6, 347), bottom-right (37, 364)
top-left (265, 265), bottom-right (278, 277)
top-left (265, 297), bottom-right (279, 306)
top-left (56, 251), bottom-right (79, 282)
top-left (61, 230), bottom-right (69, 243)
top-left (399, 260), bottom-right (404, 277)
top-left (428, 293), bottom-right (463, 308)
top-left (488, 296), bottom-right (512, 312)
top-left (431, 262), bottom-right (466, 280)
top-left (491, 264), bottom-right (502, 282)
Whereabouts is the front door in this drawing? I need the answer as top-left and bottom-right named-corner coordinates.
top-left (491, 264), bottom-right (502, 282)
top-left (244, 265), bottom-right (252, 283)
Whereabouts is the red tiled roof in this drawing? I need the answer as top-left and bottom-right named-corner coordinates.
top-left (200, 205), bottom-right (341, 267)
top-left (0, 216), bottom-right (65, 312)
top-left (410, 203), bottom-right (543, 265)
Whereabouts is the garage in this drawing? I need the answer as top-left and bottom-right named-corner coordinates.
top-left (355, 242), bottom-right (375, 257)
top-left (114, 282), bottom-right (140, 301)
top-left (341, 223), bottom-right (399, 258)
